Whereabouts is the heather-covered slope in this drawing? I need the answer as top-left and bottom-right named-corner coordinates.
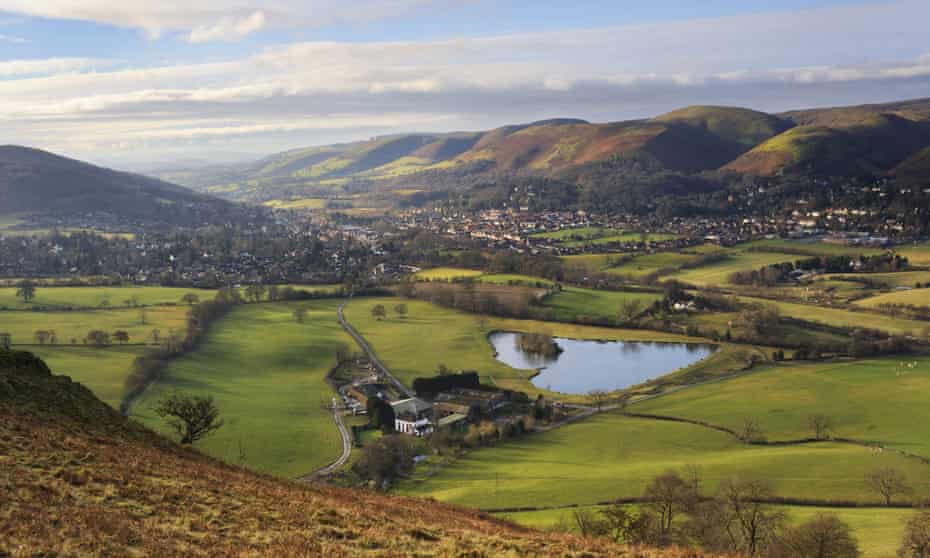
top-left (0, 350), bottom-right (703, 557)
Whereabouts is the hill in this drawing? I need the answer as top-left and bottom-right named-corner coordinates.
top-left (0, 349), bottom-right (700, 557)
top-left (0, 145), bottom-right (253, 227)
top-left (158, 97), bottom-right (930, 206)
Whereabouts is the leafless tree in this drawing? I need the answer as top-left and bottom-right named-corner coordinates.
top-left (181, 293), bottom-right (200, 306)
top-left (899, 509), bottom-right (930, 558)
top-left (587, 389), bottom-right (610, 411)
top-left (772, 513), bottom-right (859, 558)
top-left (808, 413), bottom-right (834, 440)
top-left (293, 306), bottom-right (309, 323)
top-left (865, 467), bottom-right (912, 506)
top-left (643, 470), bottom-right (697, 540)
top-left (718, 477), bottom-right (785, 557)
top-left (739, 417), bottom-right (766, 443)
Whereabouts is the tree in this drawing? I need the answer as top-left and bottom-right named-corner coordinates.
top-left (739, 417), bottom-right (766, 443)
top-left (293, 306), bottom-right (309, 323)
top-left (154, 393), bottom-right (224, 445)
top-left (643, 470), bottom-right (697, 540)
top-left (367, 397), bottom-right (396, 434)
top-left (393, 303), bottom-right (408, 318)
top-left (140, 308), bottom-right (148, 325)
top-left (244, 284), bottom-right (267, 303)
top-left (601, 504), bottom-right (655, 545)
top-left (34, 330), bottom-right (51, 345)
top-left (0, 332), bottom-right (10, 350)
top-left (352, 435), bottom-right (416, 488)
top-left (113, 330), bottom-right (130, 344)
top-left (588, 389), bottom-right (610, 411)
top-left (181, 293), bottom-right (200, 306)
top-left (899, 509), bottom-right (930, 558)
top-left (85, 330), bottom-right (111, 347)
top-left (865, 467), bottom-right (912, 506)
top-left (572, 508), bottom-right (611, 538)
top-left (371, 304), bottom-right (387, 321)
top-left (717, 477), bottom-right (785, 556)
top-left (618, 298), bottom-right (644, 323)
top-left (774, 513), bottom-right (860, 558)
top-left (808, 413), bottom-right (834, 440)
top-left (267, 285), bottom-right (280, 302)
top-left (15, 280), bottom-right (36, 303)
top-left (150, 329), bottom-right (161, 344)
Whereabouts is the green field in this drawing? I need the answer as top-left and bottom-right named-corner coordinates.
top-left (541, 286), bottom-right (661, 322)
top-left (606, 252), bottom-right (706, 278)
top-left (668, 251), bottom-right (802, 286)
top-left (497, 505), bottom-right (909, 558)
top-left (479, 274), bottom-right (555, 287)
top-left (414, 267), bottom-right (484, 281)
top-left (636, 356), bottom-right (930, 458)
top-left (830, 271), bottom-right (930, 289)
top-left (735, 295), bottom-right (929, 335)
top-left (0, 286), bottom-right (216, 310)
top-left (562, 233), bottom-right (678, 248)
top-left (30, 345), bottom-right (148, 408)
top-left (131, 301), bottom-right (352, 477)
top-left (0, 306), bottom-right (188, 346)
top-left (741, 239), bottom-right (883, 257)
top-left (898, 242), bottom-right (930, 267)
top-left (531, 226), bottom-right (619, 240)
top-left (855, 288), bottom-right (930, 309)
top-left (399, 412), bottom-right (929, 510)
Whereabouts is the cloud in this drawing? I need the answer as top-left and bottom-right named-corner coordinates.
top-left (188, 10), bottom-right (266, 43)
top-left (3, 0), bottom-right (930, 163)
top-left (0, 57), bottom-right (103, 77)
top-left (0, 0), bottom-right (442, 41)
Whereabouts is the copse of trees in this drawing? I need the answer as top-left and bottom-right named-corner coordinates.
top-left (412, 372), bottom-right (482, 396)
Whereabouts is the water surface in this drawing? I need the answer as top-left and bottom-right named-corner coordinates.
top-left (489, 332), bottom-right (715, 394)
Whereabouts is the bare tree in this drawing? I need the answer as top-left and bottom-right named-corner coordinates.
top-left (773, 513), bottom-right (859, 558)
top-left (618, 298), bottom-right (645, 323)
top-left (15, 279), bottom-right (36, 303)
top-left (293, 306), bottom-right (309, 323)
top-left (154, 393), bottom-right (224, 445)
top-left (0, 332), bottom-right (11, 349)
top-left (808, 413), bottom-right (834, 440)
top-left (587, 389), bottom-right (610, 411)
top-left (181, 293), bottom-right (200, 306)
top-left (150, 329), bottom-right (161, 345)
top-left (371, 304), bottom-right (387, 321)
top-left (85, 330), bottom-right (111, 347)
top-left (393, 303), bottom-right (408, 318)
top-left (34, 330), bottom-right (51, 345)
top-left (900, 509), bottom-right (930, 558)
top-left (643, 470), bottom-right (697, 540)
top-left (718, 477), bottom-right (785, 557)
top-left (865, 467), bottom-right (912, 506)
top-left (113, 330), bottom-right (130, 345)
top-left (739, 417), bottom-right (766, 443)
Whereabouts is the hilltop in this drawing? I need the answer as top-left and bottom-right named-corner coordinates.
top-left (160, 97), bottom-right (930, 207)
top-left (0, 349), bottom-right (704, 557)
top-left (0, 146), bottom-right (257, 228)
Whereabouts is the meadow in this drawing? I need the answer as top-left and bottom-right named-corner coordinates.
top-left (854, 288), bottom-right (930, 309)
top-left (0, 285), bottom-right (215, 310)
top-left (541, 286), bottom-right (661, 322)
top-left (414, 267), bottom-right (484, 281)
top-left (497, 505), bottom-right (910, 558)
top-left (898, 241), bottom-right (930, 267)
top-left (398, 412), bottom-right (929, 510)
top-left (830, 271), bottom-right (930, 288)
top-left (0, 306), bottom-right (188, 346)
top-left (606, 252), bottom-right (707, 278)
top-left (29, 345), bottom-right (148, 408)
top-left (668, 251), bottom-right (802, 286)
top-left (635, 356), bottom-right (930, 457)
top-left (735, 295), bottom-right (929, 335)
top-left (131, 301), bottom-right (352, 477)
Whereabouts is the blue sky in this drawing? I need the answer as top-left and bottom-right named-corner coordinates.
top-left (1, 0), bottom-right (928, 167)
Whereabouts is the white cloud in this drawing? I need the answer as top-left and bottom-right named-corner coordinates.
top-left (0, 57), bottom-right (103, 77)
top-left (188, 10), bottom-right (266, 43)
top-left (0, 0), bottom-right (442, 41)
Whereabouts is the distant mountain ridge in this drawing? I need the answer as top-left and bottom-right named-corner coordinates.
top-left (159, 97), bottom-right (930, 204)
top-left (0, 145), bottom-right (257, 227)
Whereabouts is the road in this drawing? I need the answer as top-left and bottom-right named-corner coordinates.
top-left (336, 301), bottom-right (412, 398)
top-left (301, 400), bottom-right (352, 480)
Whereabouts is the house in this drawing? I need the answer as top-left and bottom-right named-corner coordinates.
top-left (347, 383), bottom-right (390, 407)
top-left (391, 397), bottom-right (434, 436)
top-left (433, 388), bottom-right (507, 419)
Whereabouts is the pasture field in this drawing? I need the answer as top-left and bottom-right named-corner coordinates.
top-left (262, 198), bottom-right (327, 210)
top-left (0, 285), bottom-right (216, 310)
top-left (668, 251), bottom-right (801, 286)
top-left (741, 239), bottom-right (883, 257)
top-left (530, 226), bottom-right (619, 241)
top-left (30, 345), bottom-right (148, 408)
top-left (541, 287), bottom-right (661, 322)
top-left (829, 271), bottom-right (930, 288)
top-left (606, 252), bottom-right (705, 278)
top-left (735, 295), bottom-right (928, 335)
top-left (497, 505), bottom-right (909, 558)
top-left (560, 253), bottom-right (624, 270)
top-left (398, 412), bottom-right (929, 510)
top-left (0, 306), bottom-right (188, 346)
top-left (636, 356), bottom-right (930, 458)
top-left (132, 301), bottom-right (352, 478)
top-left (479, 274), bottom-right (555, 288)
top-left (414, 267), bottom-right (484, 281)
top-left (343, 297), bottom-right (731, 397)
top-left (855, 288), bottom-right (930, 308)
top-left (898, 242), bottom-right (930, 267)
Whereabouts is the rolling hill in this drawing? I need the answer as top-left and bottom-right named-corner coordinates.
top-left (0, 348), bottom-right (706, 557)
top-left (0, 145), bottom-right (254, 227)
top-left (158, 97), bottom-right (930, 205)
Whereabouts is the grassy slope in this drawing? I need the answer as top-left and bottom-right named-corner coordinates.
top-left (735, 295), bottom-right (928, 335)
top-left (1, 306), bottom-right (187, 345)
top-left (636, 357), bottom-right (930, 457)
top-left (898, 242), bottom-right (930, 267)
top-left (854, 288), bottom-right (930, 308)
top-left (132, 301), bottom-right (352, 477)
top-left (668, 251), bottom-right (802, 286)
top-left (415, 267), bottom-right (484, 281)
top-left (542, 287), bottom-right (661, 321)
top-left (399, 412), bottom-right (928, 510)
top-left (0, 286), bottom-right (216, 310)
top-left (29, 345), bottom-right (147, 408)
top-left (1, 350), bottom-right (638, 557)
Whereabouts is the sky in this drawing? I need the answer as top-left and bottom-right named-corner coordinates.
top-left (1, 0), bottom-right (929, 169)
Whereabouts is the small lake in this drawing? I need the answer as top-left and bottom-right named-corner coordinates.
top-left (488, 332), bottom-right (716, 394)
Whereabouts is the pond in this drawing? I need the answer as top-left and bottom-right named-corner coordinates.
top-left (488, 332), bottom-right (716, 394)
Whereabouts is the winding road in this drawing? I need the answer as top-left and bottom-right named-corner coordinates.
top-left (336, 301), bottom-right (412, 398)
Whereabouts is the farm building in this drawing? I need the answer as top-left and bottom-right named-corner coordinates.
top-left (391, 397), bottom-right (434, 436)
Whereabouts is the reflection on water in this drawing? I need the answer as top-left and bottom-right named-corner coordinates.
top-left (490, 332), bottom-right (716, 394)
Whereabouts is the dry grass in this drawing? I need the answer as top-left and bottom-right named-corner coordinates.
top-left (0, 350), bottom-right (726, 557)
